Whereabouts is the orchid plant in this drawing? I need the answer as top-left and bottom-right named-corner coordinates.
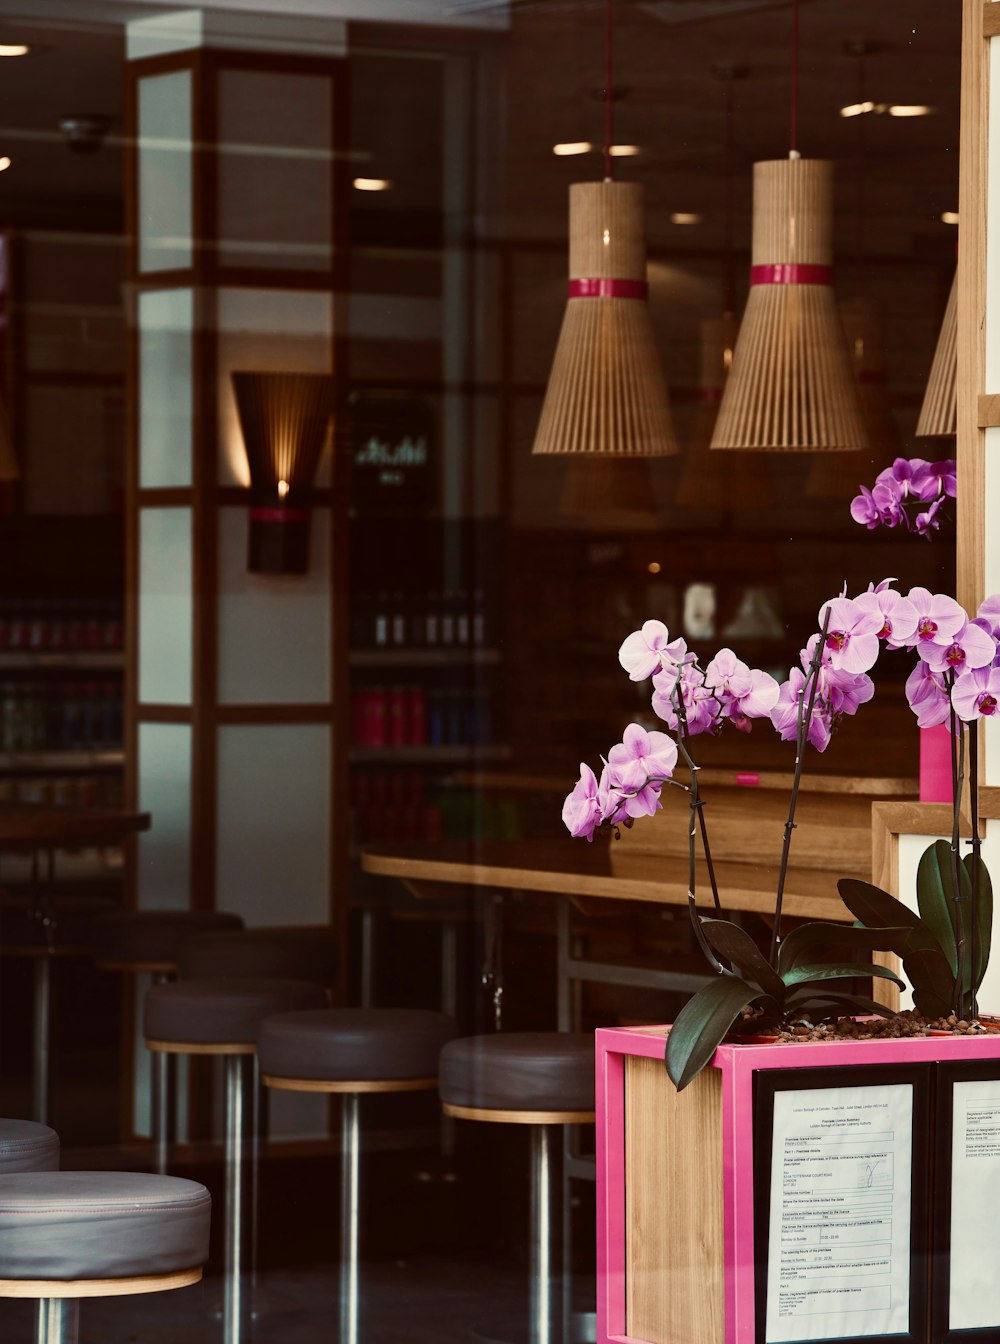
top-left (851, 456), bottom-right (956, 537)
top-left (563, 580), bottom-right (1000, 1090)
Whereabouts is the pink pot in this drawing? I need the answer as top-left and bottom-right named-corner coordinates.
top-left (919, 723), bottom-right (953, 803)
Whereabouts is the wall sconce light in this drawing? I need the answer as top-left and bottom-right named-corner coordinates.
top-left (231, 371), bottom-right (336, 574)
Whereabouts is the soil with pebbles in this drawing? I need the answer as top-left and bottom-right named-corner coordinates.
top-left (732, 1008), bottom-right (1000, 1042)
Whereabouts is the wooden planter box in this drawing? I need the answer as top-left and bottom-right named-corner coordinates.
top-left (596, 1025), bottom-right (1000, 1344)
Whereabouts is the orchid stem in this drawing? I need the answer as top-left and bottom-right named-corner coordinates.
top-left (949, 683), bottom-right (968, 1019)
top-left (970, 722), bottom-right (981, 1020)
top-left (673, 674), bottom-right (728, 972)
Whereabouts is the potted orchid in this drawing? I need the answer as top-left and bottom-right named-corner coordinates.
top-left (562, 577), bottom-right (998, 1090)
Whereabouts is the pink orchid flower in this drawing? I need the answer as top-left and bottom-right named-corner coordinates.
top-left (906, 587), bottom-right (967, 650)
top-left (618, 623), bottom-right (692, 682)
top-left (606, 723), bottom-right (678, 797)
top-left (817, 596), bottom-right (883, 675)
top-left (919, 618), bottom-right (997, 674)
top-left (854, 587), bottom-right (918, 646)
top-left (904, 660), bottom-right (951, 729)
top-left (769, 668), bottom-right (831, 752)
top-left (562, 763), bottom-right (603, 841)
top-left (953, 665), bottom-right (1000, 722)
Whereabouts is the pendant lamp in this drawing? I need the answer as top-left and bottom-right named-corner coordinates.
top-left (532, 180), bottom-right (677, 457)
top-left (711, 156), bottom-right (867, 452)
top-left (916, 267), bottom-right (957, 438)
top-left (675, 315), bottom-right (775, 508)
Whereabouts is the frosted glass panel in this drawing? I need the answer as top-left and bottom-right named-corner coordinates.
top-left (216, 725), bottom-right (330, 926)
top-left (137, 721), bottom-right (191, 910)
top-left (138, 70), bottom-right (193, 273)
top-left (217, 508), bottom-right (330, 704)
top-left (217, 69), bottom-right (333, 272)
top-left (139, 289), bottom-right (193, 487)
top-left (139, 508), bottom-right (192, 704)
top-left (216, 288), bottom-right (333, 486)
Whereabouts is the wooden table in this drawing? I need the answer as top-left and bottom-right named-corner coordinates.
top-left (0, 804), bottom-right (151, 1123)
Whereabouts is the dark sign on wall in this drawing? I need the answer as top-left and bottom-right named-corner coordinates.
top-left (349, 392), bottom-right (437, 516)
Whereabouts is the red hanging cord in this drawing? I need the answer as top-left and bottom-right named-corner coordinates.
top-left (604, 0), bottom-right (613, 179)
top-left (790, 0), bottom-right (799, 154)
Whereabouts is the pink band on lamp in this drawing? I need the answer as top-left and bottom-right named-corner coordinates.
top-left (250, 506), bottom-right (309, 524)
top-left (749, 263), bottom-right (834, 286)
top-left (568, 278), bottom-right (649, 299)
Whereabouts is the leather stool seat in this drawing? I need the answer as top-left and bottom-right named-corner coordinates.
top-left (93, 911), bottom-right (244, 969)
top-left (0, 1171), bottom-right (210, 1282)
top-left (178, 926), bottom-right (338, 985)
top-left (258, 1008), bottom-right (457, 1085)
top-left (439, 1032), bottom-right (595, 1116)
top-left (0, 1120), bottom-right (58, 1174)
top-left (145, 978), bottom-right (328, 1048)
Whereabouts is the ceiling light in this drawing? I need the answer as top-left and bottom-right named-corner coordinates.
top-left (352, 177), bottom-right (392, 192)
top-left (888, 104), bottom-right (934, 117)
top-left (941, 211), bottom-right (959, 225)
top-left (670, 212), bottom-right (701, 225)
top-left (0, 158), bottom-right (11, 172)
top-left (840, 101), bottom-right (877, 118)
top-left (552, 142), bottom-right (592, 157)
top-left (0, 44), bottom-right (29, 57)
top-left (608, 144), bottom-right (640, 157)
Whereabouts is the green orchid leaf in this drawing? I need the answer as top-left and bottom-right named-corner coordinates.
top-left (838, 878), bottom-right (931, 938)
top-left (701, 919), bottom-right (785, 1000)
top-left (664, 978), bottom-right (769, 1092)
top-left (783, 994), bottom-right (897, 1020)
top-left (965, 854), bottom-right (993, 991)
top-left (917, 839), bottom-right (965, 978)
top-left (913, 987), bottom-right (953, 1018)
top-left (902, 943), bottom-right (955, 1007)
top-left (781, 962), bottom-right (905, 991)
top-left (777, 921), bottom-right (912, 975)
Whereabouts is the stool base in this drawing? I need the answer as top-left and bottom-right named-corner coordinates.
top-left (0, 1268), bottom-right (203, 1299)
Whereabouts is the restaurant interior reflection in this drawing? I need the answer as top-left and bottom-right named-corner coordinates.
top-left (0, 0), bottom-right (964, 1340)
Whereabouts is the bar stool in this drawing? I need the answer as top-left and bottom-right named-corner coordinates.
top-left (92, 910), bottom-right (245, 1171)
top-left (0, 1170), bottom-right (210, 1344)
top-left (256, 1007), bottom-right (458, 1344)
top-left (145, 978), bottom-right (327, 1344)
top-left (0, 1119), bottom-right (58, 1173)
top-left (438, 1032), bottom-right (596, 1344)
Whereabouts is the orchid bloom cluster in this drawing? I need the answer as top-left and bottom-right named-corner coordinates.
top-left (851, 457), bottom-right (956, 538)
top-left (561, 580), bottom-right (1000, 843)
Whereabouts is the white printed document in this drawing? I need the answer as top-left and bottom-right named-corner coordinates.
top-left (765, 1083), bottom-right (913, 1343)
top-left (949, 1078), bottom-right (1000, 1330)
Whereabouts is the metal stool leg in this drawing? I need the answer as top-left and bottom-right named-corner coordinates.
top-left (150, 972), bottom-right (174, 1174)
top-left (340, 1092), bottom-right (361, 1344)
top-left (223, 1053), bottom-right (254, 1344)
top-left (36, 1299), bottom-right (79, 1344)
top-left (530, 1125), bottom-right (556, 1344)
top-left (32, 954), bottom-right (52, 1125)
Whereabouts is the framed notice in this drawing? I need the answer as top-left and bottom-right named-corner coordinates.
top-left (932, 1060), bottom-right (1000, 1343)
top-left (753, 1065), bottom-right (931, 1344)
top-left (349, 392), bottom-right (438, 516)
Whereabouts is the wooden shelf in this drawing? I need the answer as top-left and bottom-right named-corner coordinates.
top-left (0, 749), bottom-right (124, 772)
top-left (349, 647), bottom-right (501, 669)
top-left (349, 744), bottom-right (509, 765)
top-left (0, 651), bottom-right (124, 671)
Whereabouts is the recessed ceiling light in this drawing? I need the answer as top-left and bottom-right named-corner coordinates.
top-left (670, 212), bottom-right (701, 225)
top-left (887, 104), bottom-right (934, 117)
top-left (552, 141), bottom-right (592, 157)
top-left (0, 44), bottom-right (29, 57)
top-left (647, 561), bottom-right (662, 574)
top-left (608, 144), bottom-right (640, 157)
top-left (941, 211), bottom-right (959, 225)
top-left (840, 101), bottom-right (878, 117)
top-left (0, 158), bottom-right (11, 172)
top-left (352, 177), bottom-right (392, 192)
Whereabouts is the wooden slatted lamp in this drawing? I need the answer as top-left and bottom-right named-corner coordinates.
top-left (231, 371), bottom-right (336, 574)
top-left (711, 156), bottom-right (867, 453)
top-left (916, 267), bottom-right (957, 438)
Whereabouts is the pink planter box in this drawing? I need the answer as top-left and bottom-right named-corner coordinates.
top-left (595, 1025), bottom-right (1000, 1344)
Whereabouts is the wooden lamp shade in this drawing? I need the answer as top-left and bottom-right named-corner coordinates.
top-left (711, 158), bottom-right (866, 452)
top-left (532, 181), bottom-right (677, 457)
top-left (231, 371), bottom-right (336, 574)
top-left (916, 268), bottom-right (957, 438)
top-left (675, 314), bottom-right (775, 510)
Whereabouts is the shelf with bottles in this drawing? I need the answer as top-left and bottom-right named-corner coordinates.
top-left (0, 597), bottom-right (124, 659)
top-left (349, 764), bottom-right (521, 850)
top-left (351, 587), bottom-right (496, 655)
top-left (0, 769), bottom-right (124, 807)
top-left (0, 675), bottom-right (124, 757)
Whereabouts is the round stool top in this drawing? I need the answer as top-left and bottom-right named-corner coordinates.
top-left (178, 925), bottom-right (337, 985)
top-left (145, 978), bottom-right (328, 1048)
top-left (93, 910), bottom-right (244, 969)
top-left (439, 1032), bottom-right (595, 1115)
top-left (0, 1120), bottom-right (58, 1174)
top-left (258, 1008), bottom-right (457, 1084)
top-left (0, 1171), bottom-right (210, 1282)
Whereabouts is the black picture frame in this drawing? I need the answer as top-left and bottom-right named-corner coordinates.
top-left (931, 1059), bottom-right (1000, 1344)
top-left (753, 1063), bottom-right (932, 1344)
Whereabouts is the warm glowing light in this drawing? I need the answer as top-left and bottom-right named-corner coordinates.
top-left (647, 561), bottom-right (662, 575)
top-left (723, 345), bottom-right (733, 371)
top-left (277, 479), bottom-right (290, 498)
top-left (608, 144), bottom-right (640, 157)
top-left (888, 104), bottom-right (934, 117)
top-left (352, 177), bottom-right (393, 192)
top-left (552, 141), bottom-right (592, 156)
top-left (602, 228), bottom-right (610, 245)
top-left (0, 158), bottom-right (11, 173)
top-left (0, 45), bottom-right (29, 57)
top-left (670, 212), bottom-right (701, 225)
top-left (941, 211), bottom-right (960, 226)
top-left (839, 100), bottom-right (877, 118)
